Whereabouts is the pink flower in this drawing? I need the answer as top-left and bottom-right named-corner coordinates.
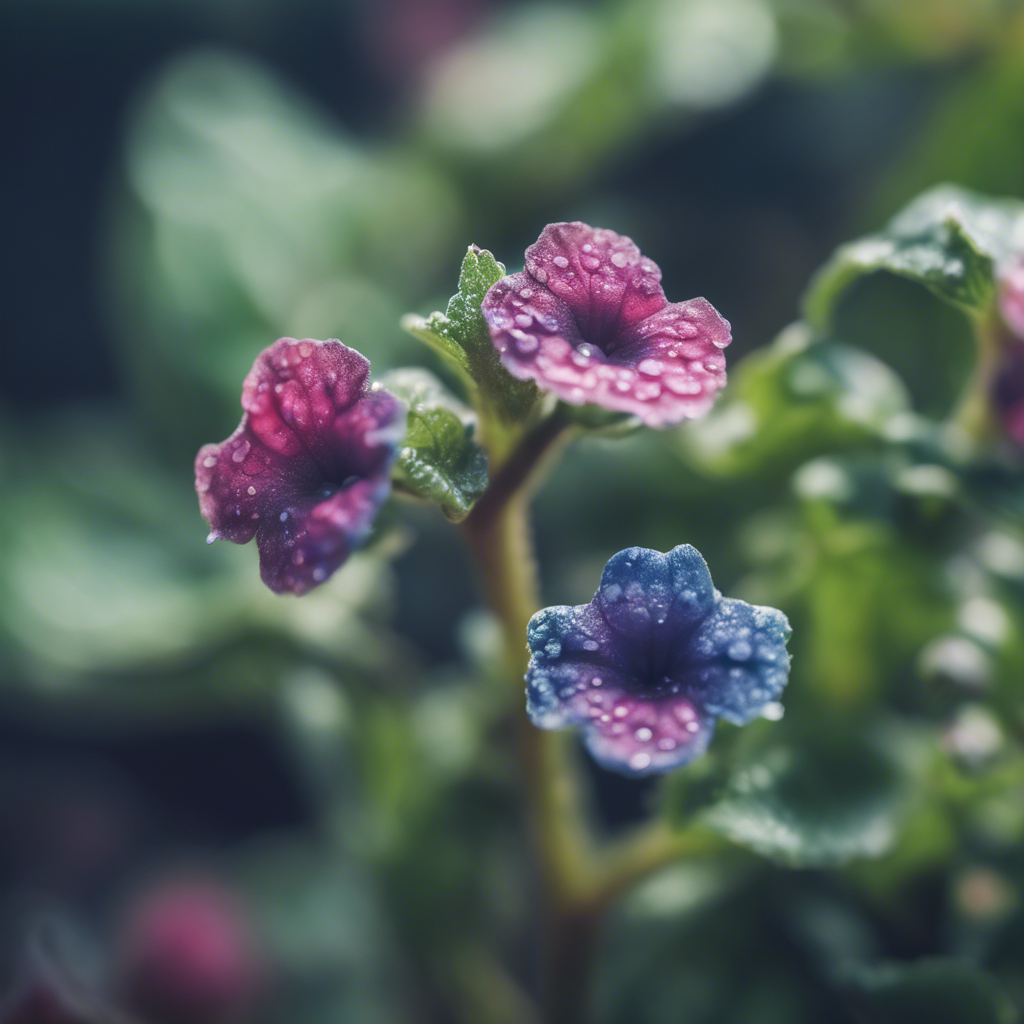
top-left (994, 259), bottom-right (1024, 445)
top-left (195, 338), bottom-right (404, 594)
top-left (481, 222), bottom-right (731, 427)
top-left (116, 878), bottom-right (269, 1024)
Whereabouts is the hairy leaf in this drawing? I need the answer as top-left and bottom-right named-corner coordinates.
top-left (703, 733), bottom-right (903, 867)
top-left (382, 368), bottom-right (489, 522)
top-left (805, 185), bottom-right (1024, 329)
top-left (402, 246), bottom-right (538, 436)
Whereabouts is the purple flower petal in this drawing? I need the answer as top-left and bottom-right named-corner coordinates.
top-left (482, 223), bottom-right (730, 427)
top-left (994, 260), bottom-right (1024, 446)
top-left (526, 545), bottom-right (791, 776)
top-left (999, 257), bottom-right (1024, 340)
top-left (992, 339), bottom-right (1024, 446)
top-left (195, 338), bottom-right (404, 595)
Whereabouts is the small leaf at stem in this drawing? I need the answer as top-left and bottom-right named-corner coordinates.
top-left (805, 185), bottom-right (1024, 330)
top-left (402, 246), bottom-right (539, 443)
top-left (381, 368), bottom-right (489, 522)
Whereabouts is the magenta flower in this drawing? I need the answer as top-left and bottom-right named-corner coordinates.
top-left (116, 879), bottom-right (268, 1024)
top-left (994, 259), bottom-right (1024, 445)
top-left (195, 338), bottom-right (404, 595)
top-left (1000, 257), bottom-right (1024, 340)
top-left (481, 222), bottom-right (731, 427)
top-left (526, 545), bottom-right (791, 776)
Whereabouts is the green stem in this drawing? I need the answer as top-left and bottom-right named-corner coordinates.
top-left (951, 308), bottom-right (1005, 444)
top-left (461, 407), bottom-right (720, 1023)
top-left (460, 415), bottom-right (591, 892)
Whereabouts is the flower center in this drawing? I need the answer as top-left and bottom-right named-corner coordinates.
top-left (313, 475), bottom-right (361, 502)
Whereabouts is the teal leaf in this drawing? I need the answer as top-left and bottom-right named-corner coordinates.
top-left (679, 325), bottom-right (909, 477)
top-left (381, 368), bottom-right (489, 522)
top-left (702, 733), bottom-right (903, 867)
top-left (402, 246), bottom-right (538, 434)
top-left (805, 185), bottom-right (1024, 330)
top-left (845, 959), bottom-right (1018, 1024)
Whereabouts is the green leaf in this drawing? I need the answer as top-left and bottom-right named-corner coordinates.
top-left (402, 246), bottom-right (538, 440)
top-left (380, 368), bottom-right (489, 522)
top-left (702, 733), bottom-right (903, 867)
top-left (805, 184), bottom-right (1024, 330)
top-left (678, 325), bottom-right (909, 478)
top-left (845, 959), bottom-right (1018, 1024)
top-left (0, 410), bottom-right (407, 685)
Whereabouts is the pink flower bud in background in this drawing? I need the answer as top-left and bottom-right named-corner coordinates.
top-left (993, 258), bottom-right (1024, 446)
top-left (998, 257), bottom-right (1024, 340)
top-left (115, 879), bottom-right (269, 1024)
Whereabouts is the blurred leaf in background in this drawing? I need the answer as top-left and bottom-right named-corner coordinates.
top-left (107, 49), bottom-right (463, 459)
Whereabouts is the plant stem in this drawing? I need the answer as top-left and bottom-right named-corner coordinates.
top-left (463, 412), bottom-right (601, 1023)
top-left (461, 408), bottom-right (722, 1024)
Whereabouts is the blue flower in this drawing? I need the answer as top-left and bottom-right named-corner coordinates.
top-left (526, 545), bottom-right (792, 776)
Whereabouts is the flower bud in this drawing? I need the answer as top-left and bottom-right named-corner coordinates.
top-left (115, 879), bottom-right (268, 1024)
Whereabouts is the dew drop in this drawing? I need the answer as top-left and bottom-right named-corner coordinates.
top-left (552, 255), bottom-right (569, 268)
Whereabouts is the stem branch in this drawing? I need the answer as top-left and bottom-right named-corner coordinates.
top-left (460, 407), bottom-right (714, 1023)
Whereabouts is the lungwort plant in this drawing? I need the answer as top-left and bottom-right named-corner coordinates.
top-left (187, 195), bottom-right (1024, 1024)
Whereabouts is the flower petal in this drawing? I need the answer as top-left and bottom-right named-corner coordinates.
top-left (481, 223), bottom-right (731, 426)
top-left (596, 545), bottom-right (716, 654)
top-left (523, 222), bottom-right (667, 342)
top-left (679, 598), bottom-right (792, 724)
top-left (582, 689), bottom-right (716, 776)
top-left (526, 659), bottom-right (714, 775)
top-left (999, 258), bottom-right (1024, 339)
top-left (195, 338), bottom-right (404, 594)
top-left (527, 602), bottom-right (624, 670)
top-left (992, 339), bottom-right (1024, 446)
top-left (254, 476), bottom-right (392, 595)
